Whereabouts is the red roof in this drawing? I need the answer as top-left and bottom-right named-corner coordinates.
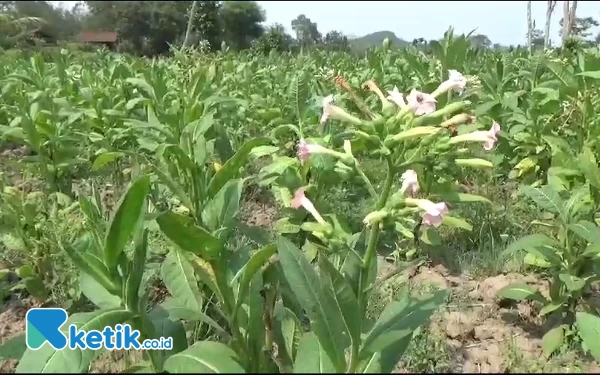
top-left (79, 31), bottom-right (118, 43)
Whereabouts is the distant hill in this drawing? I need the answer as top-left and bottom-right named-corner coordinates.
top-left (350, 31), bottom-right (409, 51)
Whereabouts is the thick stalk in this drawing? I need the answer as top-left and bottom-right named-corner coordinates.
top-left (349, 156), bottom-right (395, 372)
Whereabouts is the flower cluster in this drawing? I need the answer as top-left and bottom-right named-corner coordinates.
top-left (288, 69), bottom-right (500, 231)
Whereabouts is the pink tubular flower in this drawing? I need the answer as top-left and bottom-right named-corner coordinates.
top-left (447, 70), bottom-right (467, 94)
top-left (483, 121), bottom-right (501, 151)
top-left (400, 169), bottom-right (419, 196)
top-left (291, 188), bottom-right (326, 225)
top-left (406, 89), bottom-right (437, 116)
top-left (320, 95), bottom-right (335, 125)
top-left (417, 200), bottom-right (449, 227)
top-left (387, 86), bottom-right (406, 108)
top-left (449, 121), bottom-right (501, 151)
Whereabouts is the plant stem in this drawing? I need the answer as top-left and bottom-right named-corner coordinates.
top-left (349, 156), bottom-right (395, 372)
top-left (354, 160), bottom-right (377, 198)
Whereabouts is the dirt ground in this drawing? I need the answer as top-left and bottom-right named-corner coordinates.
top-left (387, 262), bottom-right (600, 373)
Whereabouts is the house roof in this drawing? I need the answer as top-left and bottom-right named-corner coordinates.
top-left (79, 31), bottom-right (118, 43)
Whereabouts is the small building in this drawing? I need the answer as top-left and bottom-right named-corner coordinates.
top-left (79, 31), bottom-right (119, 50)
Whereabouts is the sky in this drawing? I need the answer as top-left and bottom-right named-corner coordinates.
top-left (50, 1), bottom-right (600, 46)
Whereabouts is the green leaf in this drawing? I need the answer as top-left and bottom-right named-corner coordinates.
top-left (441, 216), bottom-right (472, 231)
top-left (104, 175), bottom-right (150, 272)
top-left (0, 334), bottom-right (26, 360)
top-left (540, 301), bottom-right (565, 316)
top-left (79, 273), bottom-right (122, 309)
top-left (497, 283), bottom-right (545, 303)
top-left (276, 236), bottom-right (349, 372)
top-left (558, 273), bottom-right (586, 292)
top-left (568, 220), bottom-right (600, 244)
top-left (156, 212), bottom-right (220, 260)
top-left (360, 290), bottom-right (446, 359)
top-left (160, 298), bottom-right (229, 339)
top-left (578, 147), bottom-right (600, 189)
top-left (437, 192), bottom-right (492, 205)
top-left (92, 152), bottom-right (125, 171)
top-left (207, 138), bottom-right (270, 198)
top-left (576, 312), bottom-right (600, 362)
top-left (576, 71), bottom-right (600, 79)
top-left (232, 244), bottom-right (276, 318)
top-left (63, 234), bottom-right (120, 295)
top-left (318, 255), bottom-right (361, 349)
top-left (293, 332), bottom-right (336, 373)
top-left (542, 325), bottom-right (564, 358)
top-left (16, 309), bottom-right (135, 373)
top-left (520, 185), bottom-right (566, 221)
top-left (161, 250), bottom-right (203, 312)
top-left (148, 307), bottom-right (189, 371)
top-left (503, 234), bottom-right (558, 255)
top-left (163, 341), bottom-right (245, 373)
top-left (125, 229), bottom-right (148, 311)
top-left (202, 178), bottom-right (244, 232)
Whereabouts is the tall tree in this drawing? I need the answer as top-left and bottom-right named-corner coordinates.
top-left (559, 15), bottom-right (598, 39)
top-left (221, 1), bottom-right (265, 50)
top-left (253, 23), bottom-right (293, 54)
top-left (182, 0), bottom-right (197, 48)
top-left (323, 30), bottom-right (349, 51)
top-left (291, 14), bottom-right (320, 48)
top-left (545, 0), bottom-right (557, 48)
top-left (527, 0), bottom-right (533, 54)
top-left (470, 34), bottom-right (492, 48)
top-left (561, 0), bottom-right (578, 45)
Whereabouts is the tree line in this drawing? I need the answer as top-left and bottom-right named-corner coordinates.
top-left (0, 1), bottom-right (351, 55)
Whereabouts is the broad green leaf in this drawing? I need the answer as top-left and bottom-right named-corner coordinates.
top-left (148, 307), bottom-right (189, 371)
top-left (0, 334), bottom-right (26, 360)
top-left (160, 298), bottom-right (229, 339)
top-left (79, 273), bottom-right (122, 309)
top-left (540, 301), bottom-right (565, 316)
top-left (163, 341), bottom-right (245, 373)
top-left (293, 332), bottom-right (336, 373)
top-left (578, 147), bottom-right (600, 189)
top-left (520, 185), bottom-right (566, 221)
top-left (232, 244), bottom-right (276, 318)
top-left (91, 152), bottom-right (125, 171)
top-left (558, 273), bottom-right (586, 292)
top-left (156, 212), bottom-right (220, 260)
top-left (276, 236), bottom-right (349, 372)
top-left (497, 283), bottom-right (545, 303)
top-left (576, 312), bottom-right (600, 361)
top-left (568, 221), bottom-right (600, 244)
top-left (125, 229), bottom-right (148, 311)
top-left (63, 234), bottom-right (120, 295)
top-left (503, 234), bottom-right (558, 255)
top-left (360, 290), bottom-right (445, 359)
top-left (161, 250), bottom-right (203, 311)
top-left (542, 325), bottom-right (564, 358)
top-left (437, 192), bottom-right (492, 205)
top-left (207, 137), bottom-right (270, 198)
top-left (318, 255), bottom-right (361, 348)
top-left (16, 309), bottom-right (135, 373)
top-left (202, 178), bottom-right (244, 232)
top-left (104, 175), bottom-right (150, 272)
top-left (442, 216), bottom-right (473, 231)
